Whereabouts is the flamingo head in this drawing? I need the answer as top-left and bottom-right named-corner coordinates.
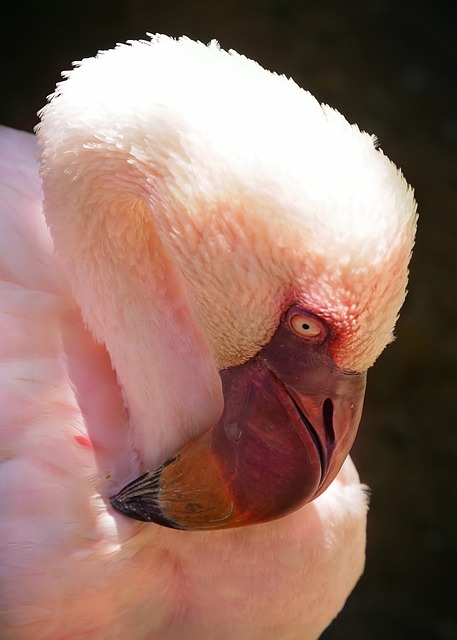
top-left (38, 36), bottom-right (417, 530)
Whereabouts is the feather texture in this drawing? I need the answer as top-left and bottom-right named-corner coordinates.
top-left (0, 34), bottom-right (416, 639)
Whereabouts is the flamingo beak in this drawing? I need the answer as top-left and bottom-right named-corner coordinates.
top-left (111, 309), bottom-right (367, 530)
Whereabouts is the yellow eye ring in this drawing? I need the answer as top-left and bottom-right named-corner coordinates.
top-left (288, 311), bottom-right (324, 340)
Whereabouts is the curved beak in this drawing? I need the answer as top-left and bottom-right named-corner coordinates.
top-left (111, 313), bottom-right (366, 530)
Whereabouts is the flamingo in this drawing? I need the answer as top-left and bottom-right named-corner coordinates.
top-left (0, 35), bottom-right (417, 639)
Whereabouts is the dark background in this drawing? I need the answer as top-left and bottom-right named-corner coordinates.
top-left (2, 1), bottom-right (456, 638)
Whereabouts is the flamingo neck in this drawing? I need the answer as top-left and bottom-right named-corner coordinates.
top-left (41, 145), bottom-right (222, 470)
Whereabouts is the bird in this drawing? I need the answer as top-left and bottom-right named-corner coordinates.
top-left (0, 35), bottom-right (417, 640)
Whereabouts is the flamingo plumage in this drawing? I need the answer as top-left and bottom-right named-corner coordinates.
top-left (0, 35), bottom-right (416, 639)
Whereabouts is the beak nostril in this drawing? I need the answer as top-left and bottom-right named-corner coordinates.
top-left (322, 398), bottom-right (335, 451)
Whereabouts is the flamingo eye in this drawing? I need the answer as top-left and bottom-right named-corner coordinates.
top-left (288, 312), bottom-right (324, 340)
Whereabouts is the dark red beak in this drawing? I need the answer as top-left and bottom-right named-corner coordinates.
top-left (111, 305), bottom-right (366, 530)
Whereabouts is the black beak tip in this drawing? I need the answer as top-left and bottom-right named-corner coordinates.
top-left (109, 491), bottom-right (149, 521)
top-left (110, 492), bottom-right (183, 529)
top-left (109, 493), bottom-right (142, 520)
top-left (109, 492), bottom-right (125, 511)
